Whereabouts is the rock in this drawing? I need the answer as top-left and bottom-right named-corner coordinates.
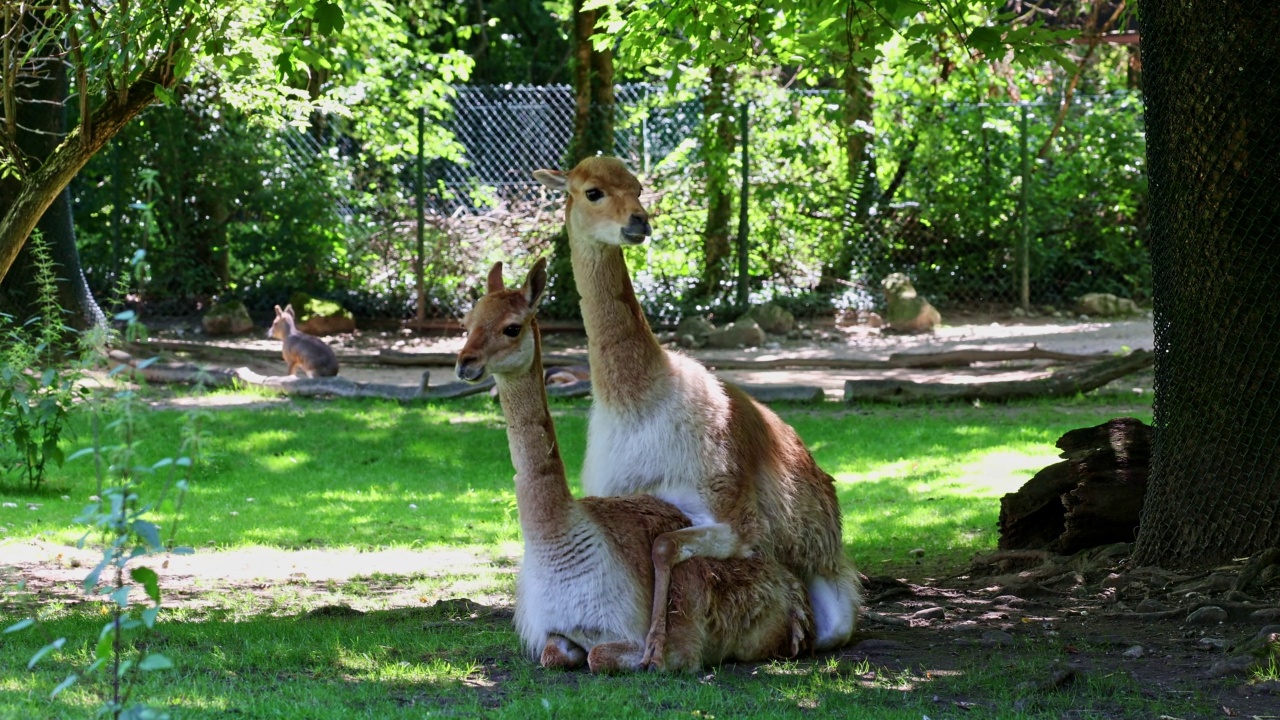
top-left (676, 315), bottom-right (715, 342)
top-left (1253, 625), bottom-right (1280, 641)
top-left (1198, 637), bottom-right (1230, 652)
top-left (743, 303), bottom-right (795, 334)
top-left (1250, 608), bottom-right (1280, 622)
top-left (1011, 306), bottom-right (1027, 318)
top-left (912, 606), bottom-right (947, 621)
top-left (201, 300), bottom-right (254, 336)
top-left (676, 334), bottom-right (702, 350)
top-left (1074, 292), bottom-right (1141, 318)
top-left (1206, 655), bottom-right (1258, 678)
top-left (1187, 606), bottom-right (1228, 625)
top-left (288, 293), bottom-right (356, 335)
top-left (909, 548), bottom-right (926, 559)
top-left (980, 630), bottom-right (1014, 647)
top-left (881, 273), bottom-right (941, 333)
top-left (705, 319), bottom-right (766, 349)
top-left (1136, 598), bottom-right (1168, 613)
top-left (992, 595), bottom-right (1026, 608)
top-left (1122, 645), bottom-right (1145, 659)
top-left (863, 312), bottom-right (884, 328)
top-left (850, 639), bottom-right (906, 654)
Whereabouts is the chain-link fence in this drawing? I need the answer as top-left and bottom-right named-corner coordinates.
top-left (409, 83), bottom-right (1148, 318)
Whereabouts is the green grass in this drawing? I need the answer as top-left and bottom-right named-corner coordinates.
top-left (1, 392), bottom-right (1174, 718)
top-left (2, 394), bottom-right (1152, 574)
top-left (0, 603), bottom-right (1203, 720)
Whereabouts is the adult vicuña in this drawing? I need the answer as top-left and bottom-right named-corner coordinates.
top-left (455, 258), bottom-right (813, 672)
top-left (268, 304), bottom-right (339, 377)
top-left (533, 157), bottom-right (861, 663)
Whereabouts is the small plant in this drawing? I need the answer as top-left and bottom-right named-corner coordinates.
top-left (0, 232), bottom-right (90, 491)
top-left (6, 250), bottom-right (206, 719)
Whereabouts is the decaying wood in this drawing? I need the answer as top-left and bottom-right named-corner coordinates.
top-left (376, 347), bottom-right (588, 368)
top-left (731, 383), bottom-right (826, 403)
top-left (702, 345), bottom-right (1105, 371)
top-left (108, 350), bottom-right (493, 400)
top-left (998, 417), bottom-right (1152, 554)
top-left (843, 349), bottom-right (1153, 403)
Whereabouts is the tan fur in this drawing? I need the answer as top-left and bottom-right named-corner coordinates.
top-left (268, 304), bottom-right (339, 378)
top-left (457, 259), bottom-right (813, 672)
top-left (534, 158), bottom-right (862, 658)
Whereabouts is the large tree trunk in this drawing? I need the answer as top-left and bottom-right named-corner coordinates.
top-left (544, 0), bottom-right (615, 319)
top-left (0, 17), bottom-right (104, 328)
top-left (1131, 1), bottom-right (1280, 568)
top-left (697, 65), bottom-right (736, 299)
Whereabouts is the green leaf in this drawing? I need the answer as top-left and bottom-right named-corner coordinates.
top-left (27, 638), bottom-right (66, 669)
top-left (141, 606), bottom-right (160, 629)
top-left (313, 0), bottom-right (345, 35)
top-left (132, 566), bottom-right (162, 604)
top-left (138, 653), bottom-right (174, 672)
top-left (132, 520), bottom-right (163, 551)
top-left (50, 672), bottom-right (78, 699)
top-left (112, 586), bottom-right (133, 608)
top-left (3, 618), bottom-right (34, 634)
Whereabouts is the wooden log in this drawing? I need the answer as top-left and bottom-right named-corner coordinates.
top-left (998, 417), bottom-right (1152, 554)
top-left (843, 349), bottom-right (1153, 403)
top-left (701, 345), bottom-right (1108, 371)
top-left (733, 383), bottom-right (826, 403)
top-left (376, 347), bottom-right (588, 368)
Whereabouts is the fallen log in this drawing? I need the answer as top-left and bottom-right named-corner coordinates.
top-left (108, 350), bottom-right (493, 400)
top-left (702, 345), bottom-right (1107, 371)
top-left (732, 383), bottom-right (826, 403)
top-left (842, 349), bottom-right (1153, 403)
top-left (998, 417), bottom-right (1152, 554)
top-left (376, 348), bottom-right (588, 368)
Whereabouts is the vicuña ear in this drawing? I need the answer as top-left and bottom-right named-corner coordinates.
top-left (524, 257), bottom-right (549, 309)
top-left (486, 261), bottom-right (505, 293)
top-left (274, 305), bottom-right (283, 317)
top-left (532, 169), bottom-right (568, 191)
top-left (284, 304), bottom-right (295, 317)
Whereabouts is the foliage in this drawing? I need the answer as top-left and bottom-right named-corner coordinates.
top-left (4, 251), bottom-right (204, 719)
top-left (0, 233), bottom-right (89, 491)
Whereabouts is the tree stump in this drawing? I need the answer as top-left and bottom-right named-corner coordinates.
top-left (998, 417), bottom-right (1152, 554)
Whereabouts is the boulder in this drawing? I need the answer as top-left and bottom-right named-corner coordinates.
top-left (705, 319), bottom-right (766, 349)
top-left (288, 292), bottom-right (356, 335)
top-left (201, 300), bottom-right (254, 336)
top-left (881, 273), bottom-right (941, 333)
top-left (676, 315), bottom-right (715, 342)
top-left (743, 303), bottom-right (795, 334)
top-left (1074, 293), bottom-right (1141, 318)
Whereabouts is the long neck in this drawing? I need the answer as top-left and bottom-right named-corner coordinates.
top-left (568, 231), bottom-right (668, 408)
top-left (494, 320), bottom-right (575, 536)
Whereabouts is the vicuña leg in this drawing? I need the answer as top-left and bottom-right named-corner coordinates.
top-left (642, 522), bottom-right (743, 670)
top-left (808, 570), bottom-right (862, 650)
top-left (540, 634), bottom-right (587, 670)
top-left (586, 641), bottom-right (645, 674)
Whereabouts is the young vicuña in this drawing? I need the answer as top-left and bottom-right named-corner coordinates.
top-left (455, 258), bottom-right (813, 672)
top-left (533, 157), bottom-right (862, 664)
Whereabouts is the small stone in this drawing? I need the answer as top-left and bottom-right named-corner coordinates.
top-left (0, 526), bottom-right (7, 534)
top-left (979, 630), bottom-right (1014, 647)
top-left (1205, 655), bottom-right (1257, 678)
top-left (765, 342), bottom-right (782, 350)
top-left (850, 639), bottom-right (906, 654)
top-left (1122, 645), bottom-right (1145, 659)
top-left (908, 548), bottom-right (926, 559)
top-left (245, 498), bottom-right (255, 503)
top-left (1187, 606), bottom-right (1228, 625)
top-left (1, 502), bottom-right (16, 509)
top-left (60, 495), bottom-right (70, 501)
top-left (1136, 598), bottom-right (1168, 613)
top-left (1197, 637), bottom-right (1230, 652)
top-left (992, 595), bottom-right (1025, 607)
top-left (229, 511), bottom-right (239, 517)
top-left (1252, 625), bottom-right (1280, 641)
top-left (913, 606), bottom-right (947, 620)
top-left (408, 504), bottom-right (418, 510)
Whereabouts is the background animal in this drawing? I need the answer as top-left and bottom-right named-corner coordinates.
top-left (267, 304), bottom-right (339, 378)
top-left (456, 259), bottom-right (813, 672)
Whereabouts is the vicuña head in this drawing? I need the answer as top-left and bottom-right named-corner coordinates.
top-left (533, 157), bottom-right (651, 247)
top-left (456, 258), bottom-right (548, 382)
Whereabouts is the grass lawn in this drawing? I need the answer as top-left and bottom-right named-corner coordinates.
top-left (0, 391), bottom-right (1182, 719)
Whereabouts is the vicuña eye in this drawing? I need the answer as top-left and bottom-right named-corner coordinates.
top-left (584, 188), bottom-right (604, 201)
top-left (502, 324), bottom-right (522, 337)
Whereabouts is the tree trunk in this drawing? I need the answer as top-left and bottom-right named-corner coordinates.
top-left (822, 50), bottom-right (875, 288)
top-left (1131, 0), bottom-right (1280, 568)
top-left (545, 0), bottom-right (615, 319)
top-left (698, 65), bottom-right (736, 299)
top-left (0, 11), bottom-right (104, 328)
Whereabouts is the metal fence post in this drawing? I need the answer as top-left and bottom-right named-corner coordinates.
top-left (736, 101), bottom-right (750, 309)
top-left (1018, 102), bottom-right (1031, 310)
top-left (415, 105), bottom-right (426, 323)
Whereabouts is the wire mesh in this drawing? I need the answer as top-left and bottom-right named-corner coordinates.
top-left (1131, 1), bottom-right (1280, 567)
